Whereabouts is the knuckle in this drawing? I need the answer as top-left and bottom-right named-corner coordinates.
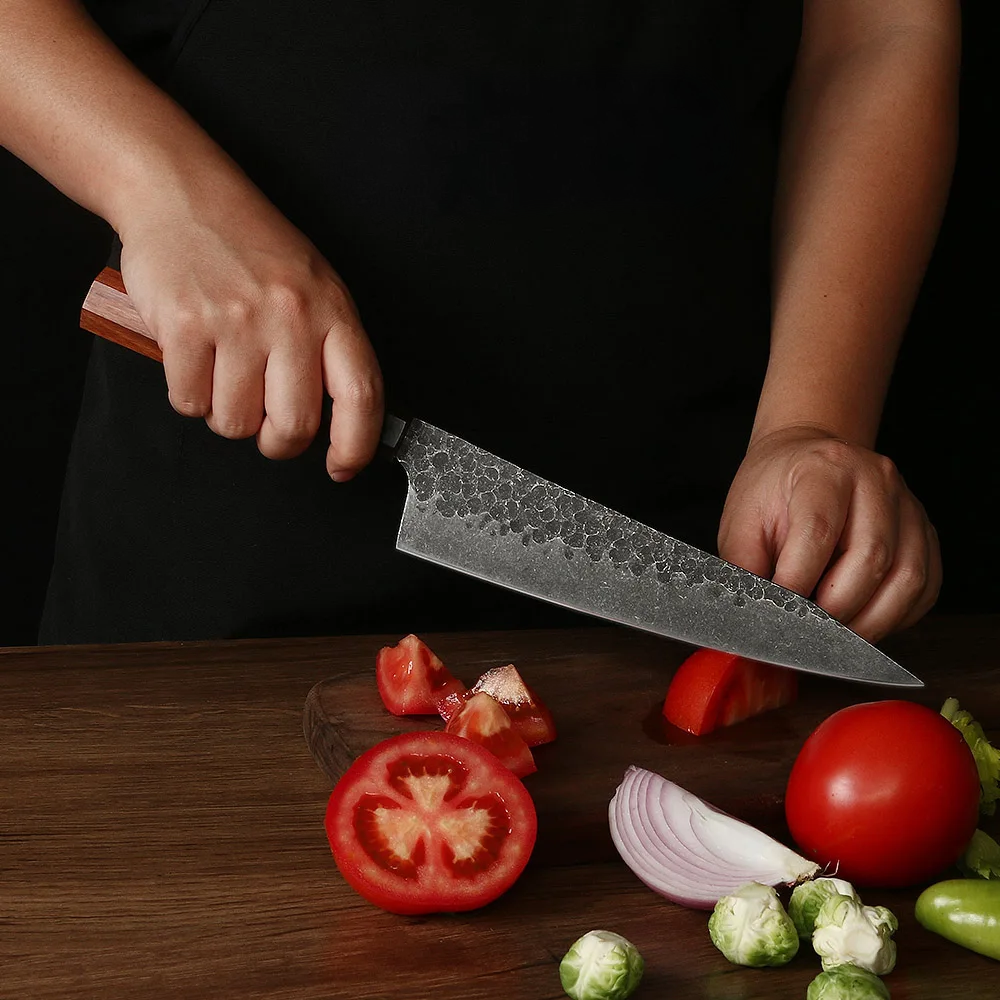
top-left (161, 306), bottom-right (206, 346)
top-left (169, 393), bottom-right (209, 419)
top-left (268, 407), bottom-right (322, 445)
top-left (266, 281), bottom-right (311, 324)
top-left (797, 512), bottom-right (839, 551)
top-left (342, 371), bottom-right (384, 415)
top-left (862, 536), bottom-right (894, 579)
top-left (895, 558), bottom-right (929, 599)
top-left (210, 414), bottom-right (259, 440)
top-left (875, 453), bottom-right (900, 485)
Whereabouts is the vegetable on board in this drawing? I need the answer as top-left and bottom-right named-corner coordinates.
top-left (785, 700), bottom-right (980, 887)
top-left (662, 647), bottom-right (797, 736)
top-left (559, 929), bottom-right (644, 1000)
top-left (444, 691), bottom-right (537, 778)
top-left (324, 730), bottom-right (536, 914)
top-left (806, 965), bottom-right (891, 1000)
top-left (915, 878), bottom-right (1000, 961)
top-left (789, 877), bottom-right (861, 940)
top-left (465, 663), bottom-right (557, 746)
top-left (959, 829), bottom-right (1000, 880)
top-left (376, 634), bottom-right (465, 715)
top-left (707, 882), bottom-right (799, 967)
top-left (811, 893), bottom-right (898, 976)
top-left (608, 766), bottom-right (819, 909)
top-left (941, 697), bottom-right (1000, 816)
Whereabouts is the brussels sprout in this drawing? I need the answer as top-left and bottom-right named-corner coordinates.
top-left (708, 881), bottom-right (799, 967)
top-left (789, 878), bottom-right (860, 939)
top-left (806, 964), bottom-right (891, 1000)
top-left (812, 894), bottom-right (898, 975)
top-left (559, 929), bottom-right (644, 1000)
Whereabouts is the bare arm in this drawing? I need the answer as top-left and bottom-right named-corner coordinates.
top-left (719, 0), bottom-right (960, 640)
top-left (0, 0), bottom-right (382, 478)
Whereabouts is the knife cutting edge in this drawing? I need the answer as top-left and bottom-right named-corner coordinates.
top-left (80, 268), bottom-right (923, 688)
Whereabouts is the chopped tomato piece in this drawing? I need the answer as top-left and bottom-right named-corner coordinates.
top-left (376, 634), bottom-right (466, 716)
top-left (325, 730), bottom-right (537, 914)
top-left (468, 663), bottom-right (557, 747)
top-left (662, 648), bottom-right (798, 736)
top-left (445, 692), bottom-right (537, 778)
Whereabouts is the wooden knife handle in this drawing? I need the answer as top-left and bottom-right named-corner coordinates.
top-left (80, 267), bottom-right (163, 363)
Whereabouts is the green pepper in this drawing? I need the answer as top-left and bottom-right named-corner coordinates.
top-left (915, 879), bottom-right (1000, 961)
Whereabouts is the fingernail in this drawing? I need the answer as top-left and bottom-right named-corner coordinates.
top-left (330, 469), bottom-right (353, 483)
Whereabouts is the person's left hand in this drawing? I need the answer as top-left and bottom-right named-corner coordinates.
top-left (717, 425), bottom-right (941, 643)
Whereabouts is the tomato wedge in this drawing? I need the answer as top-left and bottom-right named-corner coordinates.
top-left (445, 692), bottom-right (537, 778)
top-left (468, 663), bottom-right (557, 747)
top-left (663, 648), bottom-right (798, 736)
top-left (325, 730), bottom-right (537, 914)
top-left (376, 634), bottom-right (466, 715)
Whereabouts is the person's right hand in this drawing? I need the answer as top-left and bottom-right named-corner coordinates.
top-left (117, 163), bottom-right (383, 482)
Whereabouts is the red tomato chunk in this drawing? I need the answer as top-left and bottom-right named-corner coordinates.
top-left (663, 648), bottom-right (798, 736)
top-left (325, 731), bottom-right (537, 914)
top-left (376, 634), bottom-right (466, 715)
top-left (445, 692), bottom-right (537, 778)
top-left (468, 663), bottom-right (557, 747)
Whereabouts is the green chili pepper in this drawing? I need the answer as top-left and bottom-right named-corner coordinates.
top-left (915, 879), bottom-right (1000, 961)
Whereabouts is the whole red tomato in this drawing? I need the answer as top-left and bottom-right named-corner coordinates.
top-left (784, 700), bottom-right (980, 888)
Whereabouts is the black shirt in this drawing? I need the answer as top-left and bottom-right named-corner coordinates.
top-left (44, 1), bottom-right (802, 642)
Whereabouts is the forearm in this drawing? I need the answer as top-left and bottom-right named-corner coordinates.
top-left (754, 0), bottom-right (960, 449)
top-left (0, 0), bottom-right (238, 234)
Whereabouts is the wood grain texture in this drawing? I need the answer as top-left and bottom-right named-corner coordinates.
top-left (80, 267), bottom-right (163, 361)
top-left (2, 619), bottom-right (998, 999)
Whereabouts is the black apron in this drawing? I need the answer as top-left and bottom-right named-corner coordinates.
top-left (43, 1), bottom-right (802, 643)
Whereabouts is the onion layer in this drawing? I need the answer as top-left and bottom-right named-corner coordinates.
top-left (609, 766), bottom-right (820, 910)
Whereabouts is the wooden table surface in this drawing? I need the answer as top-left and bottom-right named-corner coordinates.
top-left (2, 616), bottom-right (998, 1000)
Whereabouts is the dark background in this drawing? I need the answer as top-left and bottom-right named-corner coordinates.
top-left (1, 7), bottom-right (996, 647)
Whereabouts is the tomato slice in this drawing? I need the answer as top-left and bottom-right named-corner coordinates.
top-left (325, 730), bottom-right (537, 914)
top-left (662, 648), bottom-right (798, 736)
top-left (445, 692), bottom-right (537, 778)
top-left (468, 663), bottom-right (557, 747)
top-left (375, 634), bottom-right (466, 715)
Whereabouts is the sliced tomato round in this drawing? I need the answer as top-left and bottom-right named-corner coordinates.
top-left (325, 730), bottom-right (537, 914)
top-left (376, 634), bottom-right (466, 716)
top-left (468, 663), bottom-right (557, 747)
top-left (663, 648), bottom-right (798, 736)
top-left (445, 692), bottom-right (537, 778)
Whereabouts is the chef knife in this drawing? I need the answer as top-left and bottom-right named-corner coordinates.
top-left (80, 268), bottom-right (922, 687)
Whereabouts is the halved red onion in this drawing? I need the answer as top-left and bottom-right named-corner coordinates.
top-left (609, 766), bottom-right (820, 910)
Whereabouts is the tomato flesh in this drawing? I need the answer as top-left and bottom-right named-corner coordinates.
top-left (376, 634), bottom-right (466, 715)
top-left (663, 648), bottom-right (798, 736)
top-left (468, 663), bottom-right (557, 746)
top-left (445, 692), bottom-right (537, 778)
top-left (785, 700), bottom-right (981, 888)
top-left (325, 730), bottom-right (537, 914)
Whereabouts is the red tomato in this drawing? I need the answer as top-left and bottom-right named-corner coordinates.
top-left (445, 692), bottom-right (537, 778)
top-left (375, 634), bottom-right (466, 715)
top-left (325, 730), bottom-right (537, 914)
top-left (662, 648), bottom-right (798, 736)
top-left (468, 663), bottom-right (557, 747)
top-left (784, 700), bottom-right (981, 888)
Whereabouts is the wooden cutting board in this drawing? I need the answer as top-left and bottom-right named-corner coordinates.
top-left (302, 625), bottom-right (1000, 869)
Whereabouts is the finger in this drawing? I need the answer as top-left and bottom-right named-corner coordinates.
top-left (257, 344), bottom-right (324, 460)
top-left (894, 512), bottom-right (943, 633)
top-left (206, 344), bottom-right (266, 440)
top-left (770, 472), bottom-right (853, 598)
top-left (717, 497), bottom-right (777, 579)
top-left (812, 483), bottom-right (900, 623)
top-left (322, 326), bottom-right (384, 482)
top-left (161, 325), bottom-right (216, 419)
top-left (844, 495), bottom-right (935, 642)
